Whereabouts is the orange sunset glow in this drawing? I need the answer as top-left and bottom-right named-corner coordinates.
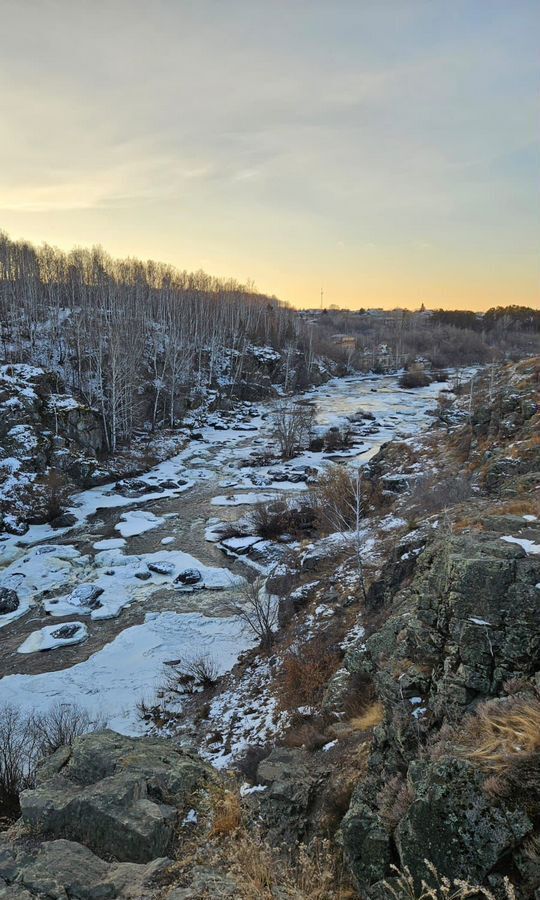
top-left (1, 0), bottom-right (539, 311)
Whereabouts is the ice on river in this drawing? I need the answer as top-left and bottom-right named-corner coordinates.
top-left (18, 621), bottom-right (88, 654)
top-left (2, 611), bottom-right (255, 734)
top-left (115, 510), bottom-right (165, 538)
top-left (0, 369), bottom-right (476, 731)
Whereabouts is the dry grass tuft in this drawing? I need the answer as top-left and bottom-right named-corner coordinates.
top-left (490, 498), bottom-right (540, 517)
top-left (227, 832), bottom-right (355, 900)
top-left (209, 784), bottom-right (242, 837)
top-left (348, 701), bottom-right (384, 732)
top-left (458, 698), bottom-right (540, 773)
top-left (382, 860), bottom-right (516, 900)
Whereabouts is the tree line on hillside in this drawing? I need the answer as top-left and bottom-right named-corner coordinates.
top-left (312, 304), bottom-right (539, 371)
top-left (0, 232), bottom-right (332, 452)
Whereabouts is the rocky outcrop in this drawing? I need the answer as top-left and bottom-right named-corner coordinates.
top-left (19, 731), bottom-right (214, 864)
top-left (0, 365), bottom-right (107, 527)
top-left (341, 521), bottom-right (540, 895)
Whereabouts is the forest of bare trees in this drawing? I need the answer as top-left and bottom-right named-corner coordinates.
top-left (0, 233), bottom-right (325, 452)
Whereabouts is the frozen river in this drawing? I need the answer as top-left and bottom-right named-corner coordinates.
top-left (0, 372), bottom-right (460, 732)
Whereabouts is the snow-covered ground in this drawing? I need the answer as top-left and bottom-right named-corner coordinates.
top-left (0, 371), bottom-right (469, 736)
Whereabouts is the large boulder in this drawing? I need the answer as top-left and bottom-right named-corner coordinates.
top-left (396, 758), bottom-right (532, 885)
top-left (20, 730), bottom-right (214, 863)
top-left (255, 748), bottom-right (332, 844)
top-left (0, 838), bottom-right (168, 900)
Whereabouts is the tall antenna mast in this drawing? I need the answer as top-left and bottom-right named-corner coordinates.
top-left (320, 287), bottom-right (324, 310)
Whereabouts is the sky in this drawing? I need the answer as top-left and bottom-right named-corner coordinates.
top-left (1, 0), bottom-right (539, 311)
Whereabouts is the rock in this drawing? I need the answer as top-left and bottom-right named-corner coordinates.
top-left (16, 839), bottom-right (115, 899)
top-left (50, 512), bottom-right (77, 529)
top-left (395, 758), bottom-right (532, 886)
top-left (51, 623), bottom-right (83, 640)
top-left (174, 569), bottom-right (202, 585)
top-left (134, 570), bottom-right (152, 581)
top-left (0, 588), bottom-right (19, 616)
top-left (256, 748), bottom-right (331, 844)
top-left (167, 867), bottom-right (239, 899)
top-left (147, 562), bottom-right (175, 577)
top-left (342, 795), bottom-right (392, 887)
top-left (21, 730), bottom-right (214, 863)
top-left (69, 584), bottom-right (104, 609)
top-left (0, 838), bottom-right (169, 900)
top-left (0, 884), bottom-right (34, 899)
top-left (3, 518), bottom-right (28, 536)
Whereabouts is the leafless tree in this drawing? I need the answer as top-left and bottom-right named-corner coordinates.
top-left (271, 400), bottom-right (316, 459)
top-left (226, 578), bottom-right (279, 650)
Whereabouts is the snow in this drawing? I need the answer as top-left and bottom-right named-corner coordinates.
top-left (501, 536), bottom-right (540, 554)
top-left (469, 617), bottom-right (492, 626)
top-left (115, 510), bottom-right (165, 538)
top-left (0, 369), bottom-right (469, 732)
top-left (93, 538), bottom-right (126, 550)
top-left (240, 783), bottom-right (268, 796)
top-left (48, 394), bottom-right (80, 412)
top-left (220, 535), bottom-right (262, 553)
top-left (523, 515), bottom-right (538, 522)
top-left (211, 492), bottom-right (277, 507)
top-left (18, 622), bottom-right (88, 654)
top-left (322, 740), bottom-right (338, 752)
top-left (3, 611), bottom-right (256, 733)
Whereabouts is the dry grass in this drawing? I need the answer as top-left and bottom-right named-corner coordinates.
top-left (458, 698), bottom-right (540, 773)
top-left (348, 701), bottom-right (384, 733)
top-left (162, 800), bottom-right (357, 899)
top-left (377, 774), bottom-right (414, 828)
top-left (209, 784), bottom-right (242, 837)
top-left (452, 516), bottom-right (485, 533)
top-left (382, 860), bottom-right (516, 900)
top-left (226, 832), bottom-right (356, 900)
top-left (489, 498), bottom-right (540, 516)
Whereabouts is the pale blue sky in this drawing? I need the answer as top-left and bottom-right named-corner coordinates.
top-left (1, 0), bottom-right (538, 308)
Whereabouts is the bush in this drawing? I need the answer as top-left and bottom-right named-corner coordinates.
top-left (402, 472), bottom-right (473, 518)
top-left (399, 367), bottom-right (431, 389)
top-left (251, 498), bottom-right (317, 540)
top-left (165, 653), bottom-right (219, 694)
top-left (271, 400), bottom-right (316, 459)
top-left (278, 636), bottom-right (340, 710)
top-left (310, 464), bottom-right (361, 533)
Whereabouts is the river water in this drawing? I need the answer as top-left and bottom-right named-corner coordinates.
top-left (0, 372), bottom-right (455, 732)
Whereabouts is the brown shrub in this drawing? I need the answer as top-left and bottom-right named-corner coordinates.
top-left (399, 367), bottom-right (431, 389)
top-left (278, 637), bottom-right (341, 711)
top-left (310, 465), bottom-right (360, 533)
